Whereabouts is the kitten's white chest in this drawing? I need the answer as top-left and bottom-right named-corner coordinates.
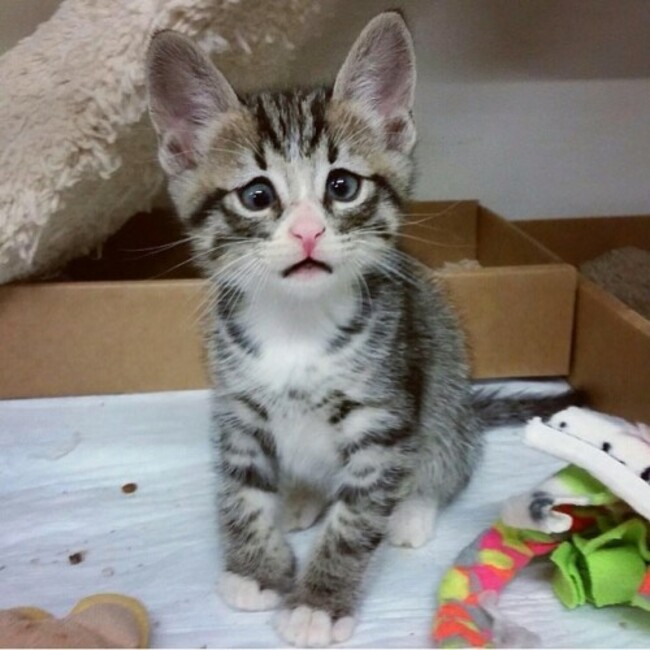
top-left (244, 288), bottom-right (354, 394)
top-left (242, 293), bottom-right (356, 486)
top-left (257, 340), bottom-right (337, 393)
top-left (257, 341), bottom-right (342, 485)
top-left (271, 407), bottom-right (340, 486)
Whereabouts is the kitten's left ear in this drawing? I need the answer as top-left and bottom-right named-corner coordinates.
top-left (146, 30), bottom-right (240, 175)
top-left (333, 12), bottom-right (416, 153)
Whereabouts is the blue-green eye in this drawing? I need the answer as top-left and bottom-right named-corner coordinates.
top-left (326, 169), bottom-right (361, 202)
top-left (238, 178), bottom-right (276, 211)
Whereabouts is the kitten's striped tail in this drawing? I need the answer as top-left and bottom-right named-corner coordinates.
top-left (471, 382), bottom-right (584, 429)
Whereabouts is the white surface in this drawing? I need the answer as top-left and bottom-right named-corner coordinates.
top-left (1, 389), bottom-right (649, 648)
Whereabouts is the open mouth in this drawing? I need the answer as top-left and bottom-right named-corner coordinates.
top-left (282, 258), bottom-right (333, 278)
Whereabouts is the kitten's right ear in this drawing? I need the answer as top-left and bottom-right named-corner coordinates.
top-left (145, 30), bottom-right (240, 175)
top-left (333, 12), bottom-right (416, 153)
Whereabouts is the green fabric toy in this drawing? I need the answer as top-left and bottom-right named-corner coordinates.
top-left (552, 516), bottom-right (650, 610)
top-left (432, 407), bottom-right (650, 648)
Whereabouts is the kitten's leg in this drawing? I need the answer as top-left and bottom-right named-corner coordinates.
top-left (386, 406), bottom-right (483, 549)
top-left (387, 493), bottom-right (438, 548)
top-left (282, 482), bottom-right (328, 532)
top-left (215, 404), bottom-right (295, 611)
top-left (276, 440), bottom-right (409, 646)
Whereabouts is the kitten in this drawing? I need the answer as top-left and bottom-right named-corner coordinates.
top-left (145, 13), bottom-right (572, 646)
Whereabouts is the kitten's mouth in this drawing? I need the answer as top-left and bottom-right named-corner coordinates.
top-left (282, 257), bottom-right (333, 278)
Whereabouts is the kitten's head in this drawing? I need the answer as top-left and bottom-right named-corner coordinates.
top-left (146, 12), bottom-right (416, 298)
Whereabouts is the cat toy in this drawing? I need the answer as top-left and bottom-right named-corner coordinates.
top-left (432, 406), bottom-right (650, 648)
top-left (0, 593), bottom-right (149, 648)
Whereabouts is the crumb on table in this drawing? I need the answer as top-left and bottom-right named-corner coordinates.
top-left (121, 482), bottom-right (138, 494)
top-left (68, 552), bottom-right (85, 565)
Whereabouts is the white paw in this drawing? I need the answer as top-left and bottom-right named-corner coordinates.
top-left (387, 498), bottom-right (438, 548)
top-left (276, 606), bottom-right (356, 647)
top-left (218, 572), bottom-right (282, 611)
top-left (282, 490), bottom-right (326, 532)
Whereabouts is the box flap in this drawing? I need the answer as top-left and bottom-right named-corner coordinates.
top-left (0, 281), bottom-right (209, 398)
top-left (570, 279), bottom-right (650, 422)
top-left (440, 264), bottom-right (576, 378)
top-left (519, 215), bottom-right (650, 266)
top-left (400, 200), bottom-right (477, 267)
top-left (478, 208), bottom-right (562, 267)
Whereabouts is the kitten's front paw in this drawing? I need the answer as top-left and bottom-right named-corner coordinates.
top-left (218, 572), bottom-right (282, 611)
top-left (276, 606), bottom-right (356, 647)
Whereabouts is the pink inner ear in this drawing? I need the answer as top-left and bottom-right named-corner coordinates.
top-left (334, 17), bottom-right (415, 122)
top-left (384, 115), bottom-right (409, 149)
top-left (161, 117), bottom-right (198, 172)
top-left (371, 42), bottom-right (414, 118)
top-left (147, 32), bottom-right (241, 174)
top-left (167, 135), bottom-right (196, 170)
top-left (377, 78), bottom-right (410, 119)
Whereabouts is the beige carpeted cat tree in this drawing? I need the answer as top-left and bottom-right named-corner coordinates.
top-left (0, 0), bottom-right (321, 283)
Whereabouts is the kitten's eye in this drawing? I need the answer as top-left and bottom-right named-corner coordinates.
top-left (237, 178), bottom-right (276, 211)
top-left (326, 169), bottom-right (361, 202)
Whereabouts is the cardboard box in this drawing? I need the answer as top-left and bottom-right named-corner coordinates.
top-left (519, 216), bottom-right (650, 423)
top-left (0, 201), bottom-right (576, 399)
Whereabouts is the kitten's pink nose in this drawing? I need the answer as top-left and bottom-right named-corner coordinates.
top-left (290, 213), bottom-right (326, 257)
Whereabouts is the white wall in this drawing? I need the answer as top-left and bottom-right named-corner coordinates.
top-left (2, 0), bottom-right (650, 218)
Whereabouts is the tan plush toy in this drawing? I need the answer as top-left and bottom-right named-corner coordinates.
top-left (0, 594), bottom-right (149, 648)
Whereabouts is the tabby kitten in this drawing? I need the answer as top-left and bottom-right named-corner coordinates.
top-left (145, 13), bottom-right (528, 646)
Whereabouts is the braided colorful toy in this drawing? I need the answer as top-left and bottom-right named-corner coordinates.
top-left (433, 407), bottom-right (650, 648)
